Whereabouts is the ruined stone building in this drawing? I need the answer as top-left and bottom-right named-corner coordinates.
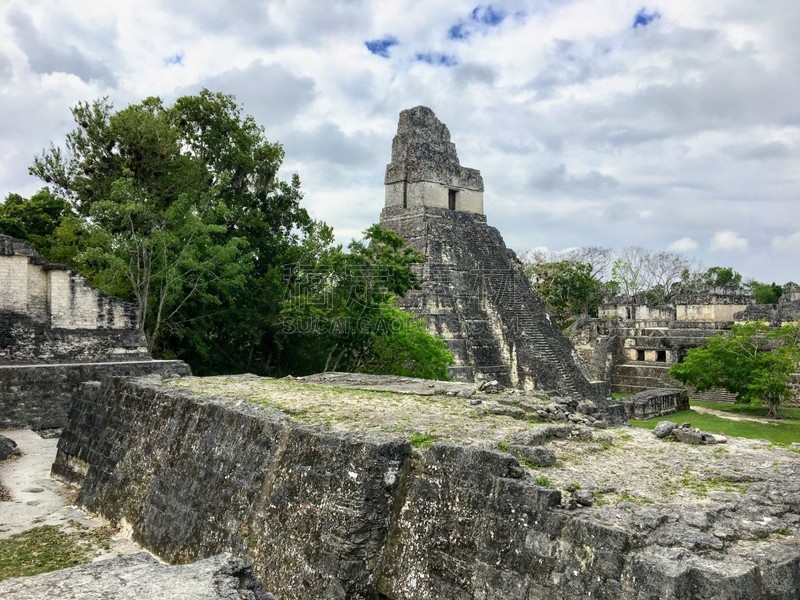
top-left (379, 106), bottom-right (607, 401)
top-left (0, 234), bottom-right (188, 429)
top-left (569, 286), bottom-right (800, 402)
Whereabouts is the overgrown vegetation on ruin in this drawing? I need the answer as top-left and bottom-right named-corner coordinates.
top-left (670, 323), bottom-right (800, 418)
top-left (0, 91), bottom-right (453, 380)
top-left (520, 247), bottom-right (796, 329)
top-left (171, 376), bottom-right (540, 447)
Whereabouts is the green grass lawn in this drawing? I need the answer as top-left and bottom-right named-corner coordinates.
top-left (629, 400), bottom-right (800, 446)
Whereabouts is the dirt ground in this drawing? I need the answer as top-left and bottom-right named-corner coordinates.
top-left (0, 428), bottom-right (143, 560)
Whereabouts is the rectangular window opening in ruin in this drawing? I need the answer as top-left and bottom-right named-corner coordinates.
top-left (656, 350), bottom-right (667, 363)
top-left (448, 189), bottom-right (457, 210)
top-left (636, 349), bottom-right (645, 361)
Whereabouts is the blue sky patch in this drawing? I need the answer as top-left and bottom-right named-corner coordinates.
top-left (632, 8), bottom-right (661, 28)
top-left (365, 36), bottom-right (398, 58)
top-left (448, 5), bottom-right (506, 40)
top-left (415, 52), bottom-right (458, 67)
top-left (448, 23), bottom-right (468, 40)
top-left (163, 52), bottom-right (184, 66)
top-left (472, 6), bottom-right (505, 26)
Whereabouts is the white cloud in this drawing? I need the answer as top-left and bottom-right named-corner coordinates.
top-left (772, 231), bottom-right (800, 254)
top-left (668, 237), bottom-right (699, 252)
top-left (710, 230), bottom-right (749, 252)
top-left (0, 0), bottom-right (799, 282)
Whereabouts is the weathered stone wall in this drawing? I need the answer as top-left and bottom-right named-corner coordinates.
top-left (381, 205), bottom-right (608, 402)
top-left (384, 106), bottom-right (484, 214)
top-left (385, 180), bottom-right (483, 213)
top-left (0, 234), bottom-right (148, 363)
top-left (567, 317), bottom-right (622, 382)
top-left (54, 376), bottom-right (409, 599)
top-left (736, 295), bottom-right (800, 326)
top-left (0, 360), bottom-right (190, 429)
top-left (600, 301), bottom-right (676, 321)
top-left (52, 376), bottom-right (800, 600)
top-left (674, 286), bottom-right (752, 322)
top-left (620, 388), bottom-right (689, 420)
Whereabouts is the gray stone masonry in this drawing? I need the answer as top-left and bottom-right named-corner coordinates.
top-left (380, 107), bottom-right (608, 404)
top-left (384, 106), bottom-right (484, 214)
top-left (381, 205), bottom-right (609, 403)
top-left (52, 376), bottom-right (800, 600)
top-left (0, 234), bottom-right (149, 363)
top-left (0, 360), bottom-right (190, 429)
top-left (620, 388), bottom-right (690, 420)
top-left (0, 552), bottom-right (275, 600)
top-left (0, 234), bottom-right (192, 429)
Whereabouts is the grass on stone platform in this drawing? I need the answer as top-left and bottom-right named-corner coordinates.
top-left (0, 523), bottom-right (112, 581)
top-left (629, 400), bottom-right (800, 447)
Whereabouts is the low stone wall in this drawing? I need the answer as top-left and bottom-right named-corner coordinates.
top-left (52, 376), bottom-right (800, 600)
top-left (0, 313), bottom-right (149, 363)
top-left (621, 388), bottom-right (689, 420)
top-left (0, 361), bottom-right (190, 429)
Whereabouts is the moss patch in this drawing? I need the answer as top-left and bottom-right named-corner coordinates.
top-left (0, 522), bottom-right (114, 581)
top-left (169, 376), bottom-right (546, 448)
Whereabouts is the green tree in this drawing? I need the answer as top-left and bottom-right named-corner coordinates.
top-left (701, 266), bottom-right (742, 288)
top-left (27, 91), bottom-right (316, 367)
top-left (0, 189), bottom-right (75, 258)
top-left (748, 281), bottom-right (784, 305)
top-left (528, 260), bottom-right (603, 327)
top-left (670, 322), bottom-right (800, 418)
top-left (20, 91), bottom-right (453, 378)
top-left (279, 225), bottom-right (454, 378)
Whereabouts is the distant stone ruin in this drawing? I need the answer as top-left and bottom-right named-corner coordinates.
top-left (0, 235), bottom-right (148, 363)
top-left (569, 286), bottom-right (800, 403)
top-left (0, 234), bottom-right (189, 429)
top-left (380, 107), bottom-right (608, 402)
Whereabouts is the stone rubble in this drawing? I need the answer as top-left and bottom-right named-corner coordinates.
top-left (653, 421), bottom-right (728, 444)
top-left (0, 433), bottom-right (21, 460)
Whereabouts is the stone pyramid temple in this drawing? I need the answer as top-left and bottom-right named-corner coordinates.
top-left (380, 106), bottom-right (608, 401)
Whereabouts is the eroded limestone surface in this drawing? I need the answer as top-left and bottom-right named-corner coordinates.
top-left (52, 375), bottom-right (800, 600)
top-left (0, 552), bottom-right (272, 600)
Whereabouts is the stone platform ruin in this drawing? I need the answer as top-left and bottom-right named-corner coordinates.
top-left (379, 107), bottom-right (607, 402)
top-left (51, 374), bottom-right (800, 600)
top-left (569, 286), bottom-right (800, 403)
top-left (0, 234), bottom-right (189, 429)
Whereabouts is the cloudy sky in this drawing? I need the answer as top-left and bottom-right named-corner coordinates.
top-left (1, 0), bottom-right (798, 282)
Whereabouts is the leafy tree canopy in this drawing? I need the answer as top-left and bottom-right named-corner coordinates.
top-left (527, 260), bottom-right (604, 328)
top-left (748, 281), bottom-right (784, 305)
top-left (7, 90), bottom-right (454, 379)
top-left (0, 189), bottom-right (75, 258)
top-left (670, 322), bottom-right (800, 418)
top-left (701, 266), bottom-right (742, 288)
top-left (279, 225), bottom-right (454, 378)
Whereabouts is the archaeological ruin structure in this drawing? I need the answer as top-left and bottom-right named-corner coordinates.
top-left (379, 106), bottom-right (608, 401)
top-left (0, 234), bottom-right (189, 430)
top-left (48, 374), bottom-right (800, 600)
top-left (569, 286), bottom-right (800, 402)
top-left (3, 108), bottom-right (799, 600)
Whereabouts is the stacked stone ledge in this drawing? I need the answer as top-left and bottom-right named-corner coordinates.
top-left (50, 375), bottom-right (800, 600)
top-left (0, 234), bottom-right (189, 429)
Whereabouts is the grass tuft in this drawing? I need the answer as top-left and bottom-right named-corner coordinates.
top-left (409, 432), bottom-right (437, 449)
